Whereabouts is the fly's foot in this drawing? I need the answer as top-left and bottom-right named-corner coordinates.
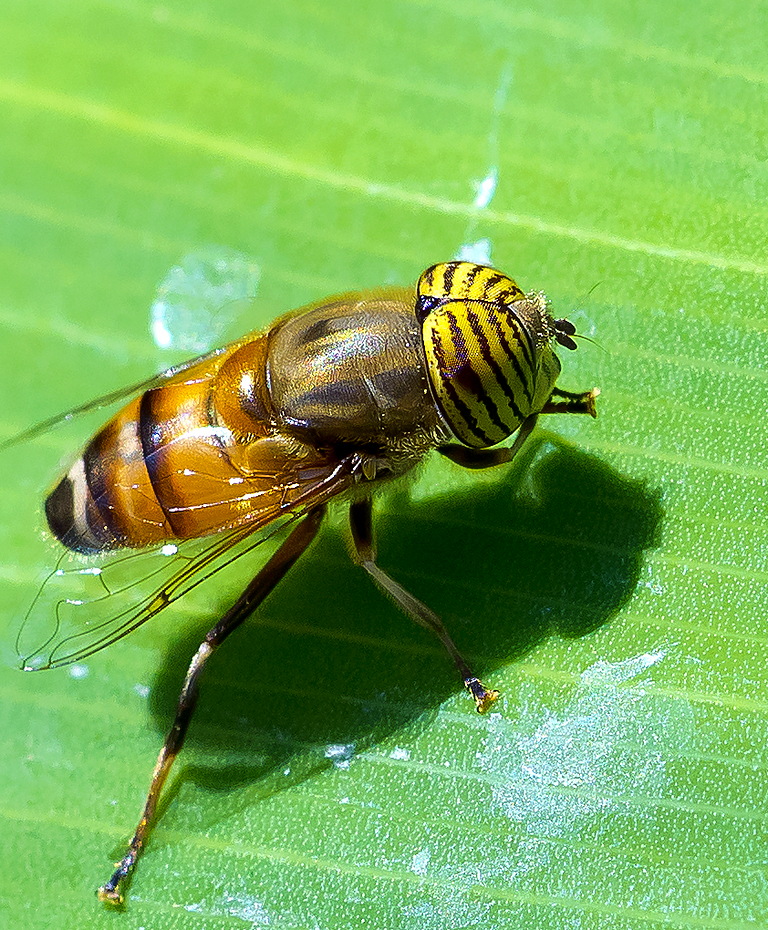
top-left (97, 882), bottom-right (125, 907)
top-left (465, 677), bottom-right (500, 713)
top-left (584, 387), bottom-right (600, 418)
top-left (97, 855), bottom-right (134, 907)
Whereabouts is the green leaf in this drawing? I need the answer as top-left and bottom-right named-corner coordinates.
top-left (1, 1), bottom-right (766, 927)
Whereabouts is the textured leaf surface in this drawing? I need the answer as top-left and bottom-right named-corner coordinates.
top-left (1, 1), bottom-right (766, 928)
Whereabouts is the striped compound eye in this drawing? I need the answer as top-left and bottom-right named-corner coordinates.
top-left (416, 262), bottom-right (562, 449)
top-left (415, 261), bottom-right (525, 321)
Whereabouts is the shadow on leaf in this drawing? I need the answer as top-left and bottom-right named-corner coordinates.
top-left (146, 433), bottom-right (662, 838)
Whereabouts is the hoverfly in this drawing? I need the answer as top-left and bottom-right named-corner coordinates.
top-left (12, 260), bottom-right (598, 905)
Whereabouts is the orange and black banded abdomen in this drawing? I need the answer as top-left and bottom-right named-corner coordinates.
top-left (44, 333), bottom-right (313, 553)
top-left (45, 392), bottom-right (172, 553)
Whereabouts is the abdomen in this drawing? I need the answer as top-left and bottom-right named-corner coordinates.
top-left (45, 333), bottom-right (326, 552)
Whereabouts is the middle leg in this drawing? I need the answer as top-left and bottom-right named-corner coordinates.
top-left (348, 497), bottom-right (498, 713)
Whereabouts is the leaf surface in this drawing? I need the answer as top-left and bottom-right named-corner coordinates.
top-left (1, 1), bottom-right (766, 927)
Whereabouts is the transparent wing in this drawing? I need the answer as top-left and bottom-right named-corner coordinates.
top-left (3, 247), bottom-right (262, 451)
top-left (16, 520), bottom-right (284, 670)
top-left (16, 452), bottom-right (359, 670)
top-left (0, 347), bottom-right (226, 451)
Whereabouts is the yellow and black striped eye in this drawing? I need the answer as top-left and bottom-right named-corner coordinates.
top-left (420, 297), bottom-right (538, 447)
top-left (416, 262), bottom-right (563, 449)
top-left (416, 261), bottom-right (525, 322)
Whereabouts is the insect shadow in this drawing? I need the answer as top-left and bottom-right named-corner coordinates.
top-left (146, 434), bottom-right (663, 833)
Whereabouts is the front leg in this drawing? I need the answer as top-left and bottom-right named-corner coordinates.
top-left (542, 386), bottom-right (599, 417)
top-left (438, 413), bottom-right (539, 470)
top-left (440, 387), bottom-right (598, 471)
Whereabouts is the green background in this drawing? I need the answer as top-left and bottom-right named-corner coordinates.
top-left (1, 1), bottom-right (767, 928)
